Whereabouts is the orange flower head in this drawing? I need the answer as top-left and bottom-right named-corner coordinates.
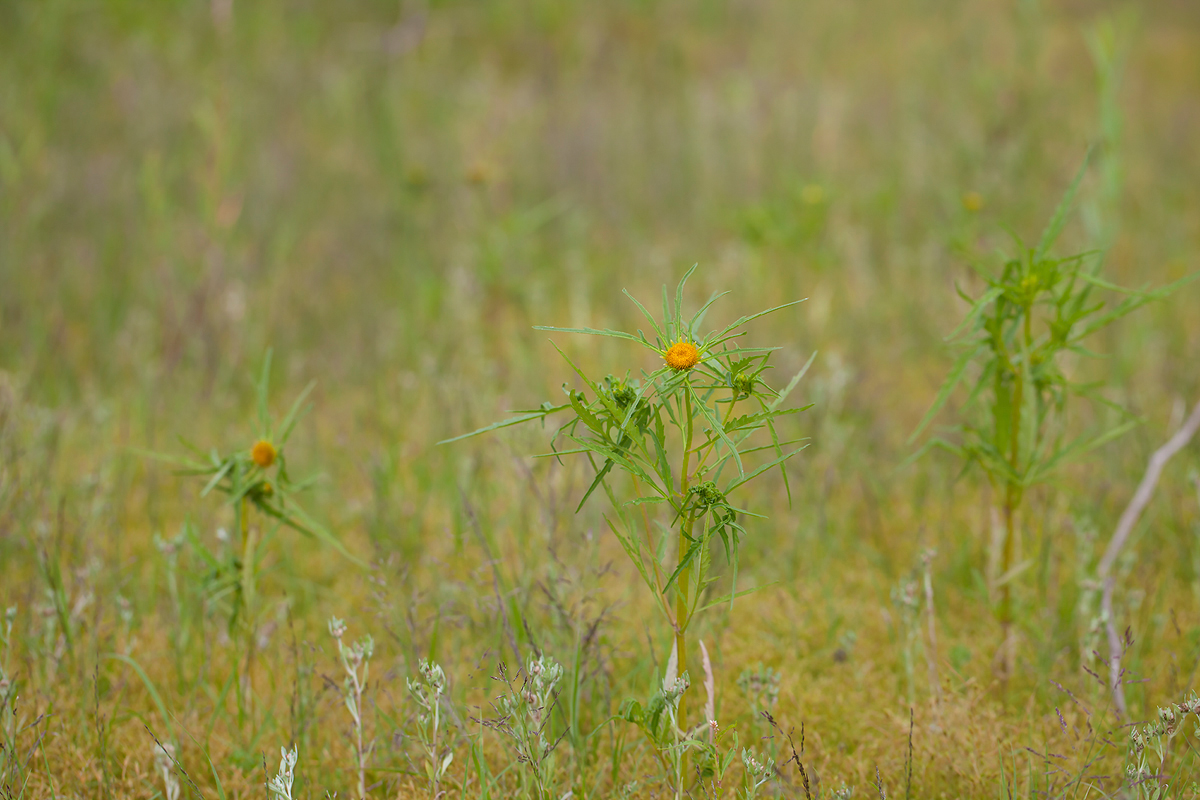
top-left (664, 341), bottom-right (701, 371)
top-left (251, 440), bottom-right (277, 468)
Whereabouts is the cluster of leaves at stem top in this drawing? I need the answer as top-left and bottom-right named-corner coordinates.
top-left (442, 265), bottom-right (813, 621)
top-left (909, 152), bottom-right (1197, 494)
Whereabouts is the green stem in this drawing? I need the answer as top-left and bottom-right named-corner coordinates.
top-left (1001, 305), bottom-right (1032, 677)
top-left (675, 384), bottom-right (695, 733)
top-left (239, 494), bottom-right (258, 719)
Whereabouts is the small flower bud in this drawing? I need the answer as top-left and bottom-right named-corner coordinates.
top-left (731, 372), bottom-right (755, 398)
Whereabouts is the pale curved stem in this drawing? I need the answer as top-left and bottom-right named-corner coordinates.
top-left (1099, 399), bottom-right (1200, 717)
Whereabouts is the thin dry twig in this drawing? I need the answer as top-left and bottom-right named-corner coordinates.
top-left (1098, 399), bottom-right (1200, 717)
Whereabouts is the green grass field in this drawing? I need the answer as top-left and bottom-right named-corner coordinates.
top-left (3, 1), bottom-right (1200, 798)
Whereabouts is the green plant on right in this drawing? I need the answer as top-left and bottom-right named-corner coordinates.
top-left (909, 153), bottom-right (1195, 678)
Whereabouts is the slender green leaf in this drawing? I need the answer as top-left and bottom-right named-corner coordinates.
top-left (663, 534), bottom-right (705, 593)
top-left (604, 515), bottom-right (658, 597)
top-left (257, 349), bottom-right (273, 437)
top-left (689, 290), bottom-right (730, 337)
top-left (1035, 149), bottom-right (1091, 261)
top-left (532, 325), bottom-right (646, 344)
top-left (622, 288), bottom-right (667, 343)
top-left (690, 382), bottom-right (743, 476)
top-left (564, 434), bottom-right (663, 495)
top-left (264, 500), bottom-right (367, 568)
top-left (709, 300), bottom-right (805, 344)
top-left (695, 582), bottom-right (778, 613)
top-left (576, 459), bottom-right (615, 513)
top-left (724, 443), bottom-right (808, 493)
top-left (908, 341), bottom-right (985, 444)
top-left (278, 380), bottom-right (317, 445)
top-left (437, 405), bottom-right (569, 445)
top-left (105, 654), bottom-right (175, 744)
top-left (945, 286), bottom-right (1003, 341)
top-left (661, 283), bottom-right (673, 342)
top-left (200, 458), bottom-right (235, 498)
top-left (769, 351), bottom-right (817, 412)
top-left (674, 264), bottom-right (697, 338)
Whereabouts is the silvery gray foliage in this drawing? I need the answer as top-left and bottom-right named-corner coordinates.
top-left (267, 745), bottom-right (298, 800)
top-left (1125, 692), bottom-right (1200, 799)
top-left (329, 617), bottom-right (374, 800)
top-left (407, 658), bottom-right (454, 796)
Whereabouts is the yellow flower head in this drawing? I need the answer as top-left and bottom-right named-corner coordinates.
top-left (663, 340), bottom-right (701, 371)
top-left (251, 440), bottom-right (277, 469)
top-left (962, 191), bottom-right (985, 213)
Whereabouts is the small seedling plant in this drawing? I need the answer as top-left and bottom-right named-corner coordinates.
top-left (909, 155), bottom-right (1194, 676)
top-left (445, 267), bottom-right (811, 769)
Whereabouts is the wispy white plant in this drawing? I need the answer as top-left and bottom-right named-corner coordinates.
top-left (267, 745), bottom-right (298, 800)
top-left (739, 747), bottom-right (773, 800)
top-left (1126, 693), bottom-right (1200, 800)
top-left (330, 617), bottom-right (374, 799)
top-left (407, 658), bottom-right (453, 799)
top-left (153, 742), bottom-right (181, 800)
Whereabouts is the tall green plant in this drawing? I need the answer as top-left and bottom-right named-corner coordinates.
top-left (158, 351), bottom-right (359, 629)
top-left (149, 351), bottom-right (360, 719)
top-left (444, 267), bottom-right (811, 758)
top-left (909, 154), bottom-right (1193, 677)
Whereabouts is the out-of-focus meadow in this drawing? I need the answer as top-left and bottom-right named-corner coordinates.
top-left (2, 1), bottom-right (1200, 797)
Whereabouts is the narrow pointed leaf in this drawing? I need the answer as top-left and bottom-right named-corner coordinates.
top-left (691, 382), bottom-right (743, 476)
top-left (711, 300), bottom-right (805, 342)
top-left (908, 342), bottom-right (985, 444)
top-left (1035, 149), bottom-right (1091, 261)
top-left (724, 443), bottom-right (808, 493)
top-left (533, 325), bottom-right (646, 344)
top-left (663, 534), bottom-right (705, 593)
top-left (689, 290), bottom-right (730, 337)
top-left (437, 406), bottom-right (569, 445)
top-left (257, 349), bottom-right (273, 436)
top-left (623, 289), bottom-right (667, 343)
top-left (277, 380), bottom-right (317, 445)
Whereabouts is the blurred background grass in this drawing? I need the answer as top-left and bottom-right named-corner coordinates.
top-left (2, 0), bottom-right (1200, 797)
